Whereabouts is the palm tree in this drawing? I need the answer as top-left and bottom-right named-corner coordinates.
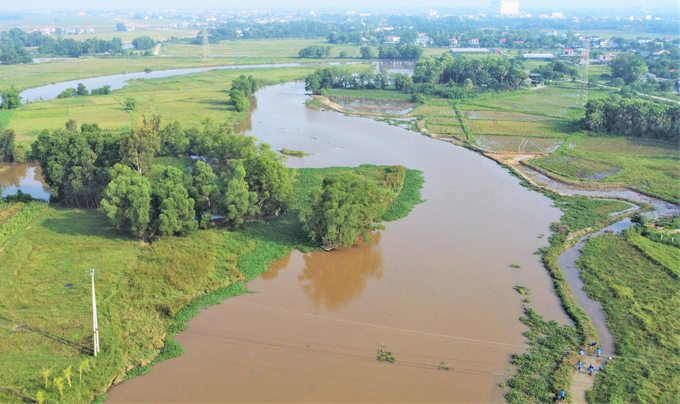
top-left (78, 359), bottom-right (90, 381)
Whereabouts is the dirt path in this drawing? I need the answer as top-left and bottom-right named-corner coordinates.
top-left (153, 43), bottom-right (162, 56)
top-left (570, 355), bottom-right (605, 403)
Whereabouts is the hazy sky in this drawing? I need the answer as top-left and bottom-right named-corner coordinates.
top-left (3, 0), bottom-right (679, 12)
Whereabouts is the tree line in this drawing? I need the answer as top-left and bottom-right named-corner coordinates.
top-left (57, 84), bottom-right (112, 99)
top-left (583, 95), bottom-right (680, 141)
top-left (31, 114), bottom-right (291, 239)
top-left (413, 54), bottom-right (528, 91)
top-left (298, 45), bottom-right (331, 59)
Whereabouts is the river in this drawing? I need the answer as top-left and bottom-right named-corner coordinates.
top-left (104, 82), bottom-right (569, 403)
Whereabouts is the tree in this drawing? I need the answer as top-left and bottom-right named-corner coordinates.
top-left (116, 23), bottom-right (127, 32)
top-left (132, 36), bottom-right (155, 50)
top-left (610, 54), bottom-right (648, 84)
top-left (189, 161), bottom-right (218, 228)
top-left (121, 122), bottom-right (160, 175)
top-left (159, 121), bottom-right (187, 156)
top-left (0, 129), bottom-right (15, 161)
top-left (0, 87), bottom-right (21, 109)
top-left (230, 75), bottom-right (259, 96)
top-left (53, 377), bottom-right (64, 401)
top-left (230, 89), bottom-right (250, 112)
top-left (300, 172), bottom-right (390, 248)
top-left (360, 46), bottom-right (375, 59)
top-left (151, 166), bottom-right (197, 236)
top-left (101, 164), bottom-right (152, 237)
top-left (243, 144), bottom-right (293, 216)
top-left (218, 163), bottom-right (259, 227)
top-left (124, 97), bottom-right (136, 111)
top-left (63, 365), bottom-right (72, 388)
top-left (76, 83), bottom-right (88, 96)
top-left (612, 77), bottom-right (625, 87)
top-left (464, 78), bottom-right (474, 91)
top-left (339, 50), bottom-right (347, 58)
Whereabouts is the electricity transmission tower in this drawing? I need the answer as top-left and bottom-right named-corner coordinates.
top-left (202, 27), bottom-right (212, 61)
top-left (577, 39), bottom-right (590, 108)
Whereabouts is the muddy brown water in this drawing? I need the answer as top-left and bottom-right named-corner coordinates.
top-left (0, 162), bottom-right (50, 200)
top-left (106, 82), bottom-right (570, 403)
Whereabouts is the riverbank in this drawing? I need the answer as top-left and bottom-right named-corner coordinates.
top-left (308, 89), bottom-right (679, 403)
top-left (0, 165), bottom-right (423, 404)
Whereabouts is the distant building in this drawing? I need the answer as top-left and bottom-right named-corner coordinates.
top-left (637, 37), bottom-right (652, 44)
top-left (499, 38), bottom-right (507, 43)
top-left (552, 12), bottom-right (564, 19)
top-left (415, 33), bottom-right (431, 46)
top-left (562, 49), bottom-right (574, 56)
top-left (492, 0), bottom-right (520, 16)
top-left (597, 54), bottom-right (615, 63)
top-left (450, 48), bottom-right (491, 53)
top-left (470, 38), bottom-right (480, 45)
top-left (523, 53), bottom-right (554, 60)
top-left (385, 36), bottom-right (400, 44)
top-left (450, 38), bottom-right (458, 47)
top-left (513, 40), bottom-right (525, 45)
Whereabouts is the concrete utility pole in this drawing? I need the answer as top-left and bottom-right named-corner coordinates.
top-left (91, 269), bottom-right (100, 357)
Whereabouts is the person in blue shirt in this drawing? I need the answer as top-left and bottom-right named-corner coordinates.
top-left (591, 341), bottom-right (597, 346)
top-left (578, 361), bottom-right (582, 371)
top-left (561, 391), bottom-right (566, 399)
top-left (579, 349), bottom-right (584, 356)
top-left (599, 366), bottom-right (603, 371)
top-left (597, 348), bottom-right (601, 358)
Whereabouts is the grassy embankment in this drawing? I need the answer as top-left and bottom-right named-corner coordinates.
top-left (503, 193), bottom-right (636, 403)
top-left (313, 83), bottom-right (680, 204)
top-left (0, 164), bottom-right (424, 404)
top-left (5, 65), bottom-right (367, 146)
top-left (577, 229), bottom-right (680, 403)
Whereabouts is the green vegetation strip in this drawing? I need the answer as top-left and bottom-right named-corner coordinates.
top-left (0, 165), bottom-right (422, 404)
top-left (0, 201), bottom-right (48, 245)
top-left (578, 231), bottom-right (680, 403)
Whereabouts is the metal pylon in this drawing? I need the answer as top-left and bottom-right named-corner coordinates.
top-left (577, 39), bottom-right (590, 107)
top-left (202, 27), bottom-right (212, 61)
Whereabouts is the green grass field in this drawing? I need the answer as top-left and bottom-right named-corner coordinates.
top-left (578, 231), bottom-right (680, 404)
top-left (5, 65), bottom-right (335, 146)
top-left (530, 134), bottom-right (680, 203)
top-left (0, 165), bottom-right (423, 404)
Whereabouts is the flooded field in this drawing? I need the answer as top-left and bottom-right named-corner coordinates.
top-left (330, 97), bottom-right (415, 115)
top-left (106, 82), bottom-right (570, 403)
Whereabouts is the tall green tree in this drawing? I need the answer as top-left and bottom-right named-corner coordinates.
top-left (151, 166), bottom-right (197, 237)
top-left (189, 161), bottom-right (218, 228)
top-left (0, 129), bottom-right (15, 161)
top-left (243, 144), bottom-right (293, 216)
top-left (76, 83), bottom-right (88, 96)
top-left (230, 89), bottom-right (250, 112)
top-left (101, 164), bottom-right (152, 237)
top-left (219, 163), bottom-right (259, 227)
top-left (132, 36), bottom-right (155, 50)
top-left (610, 54), bottom-right (648, 84)
top-left (0, 87), bottom-right (21, 109)
top-left (300, 172), bottom-right (391, 248)
top-left (121, 123), bottom-right (161, 175)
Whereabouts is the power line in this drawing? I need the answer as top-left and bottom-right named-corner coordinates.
top-left (578, 38), bottom-right (590, 108)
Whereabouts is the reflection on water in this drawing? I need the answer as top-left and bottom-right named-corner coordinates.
top-left (297, 233), bottom-right (383, 310)
top-left (0, 163), bottom-right (50, 200)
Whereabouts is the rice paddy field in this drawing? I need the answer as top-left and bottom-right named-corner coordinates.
top-left (530, 135), bottom-right (680, 203)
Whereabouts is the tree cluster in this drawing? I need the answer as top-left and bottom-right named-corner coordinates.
top-left (377, 44), bottom-right (423, 60)
top-left (609, 54), bottom-right (648, 85)
top-left (413, 54), bottom-right (528, 91)
top-left (0, 129), bottom-right (15, 161)
top-left (229, 75), bottom-right (259, 112)
top-left (298, 45), bottom-right (331, 58)
top-left (583, 95), bottom-right (680, 141)
top-left (304, 67), bottom-right (470, 100)
top-left (0, 87), bottom-right (21, 109)
top-left (32, 116), bottom-right (292, 239)
top-left (56, 84), bottom-right (111, 99)
top-left (300, 172), bottom-right (391, 249)
top-left (530, 61), bottom-right (578, 82)
top-left (132, 36), bottom-right (156, 51)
